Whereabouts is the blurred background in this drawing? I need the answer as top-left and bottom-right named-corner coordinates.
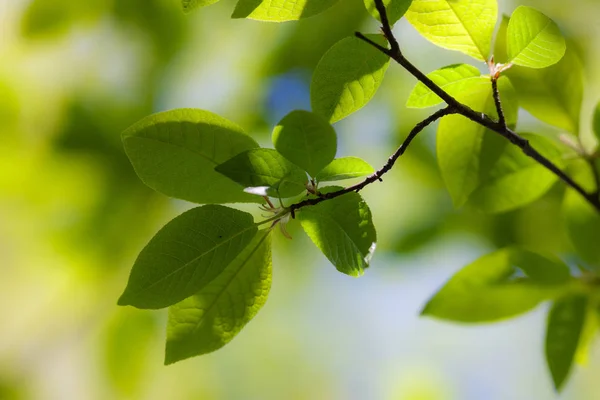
top-left (2, 0), bottom-right (600, 398)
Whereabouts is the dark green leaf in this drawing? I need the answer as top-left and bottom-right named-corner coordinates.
top-left (232, 0), bottom-right (339, 21)
top-left (298, 189), bottom-right (376, 276)
top-left (364, 0), bottom-right (413, 25)
top-left (165, 230), bottom-right (272, 364)
top-left (215, 149), bottom-right (308, 198)
top-left (593, 102), bottom-right (600, 143)
top-left (315, 157), bottom-right (374, 182)
top-left (546, 295), bottom-right (588, 391)
top-left (272, 110), bottom-right (337, 177)
top-left (118, 205), bottom-right (257, 309)
top-left (122, 109), bottom-right (260, 204)
top-left (181, 0), bottom-right (221, 13)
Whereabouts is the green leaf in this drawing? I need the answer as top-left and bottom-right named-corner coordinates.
top-left (231, 0), bottom-right (339, 22)
top-left (422, 248), bottom-right (571, 323)
top-left (405, 0), bottom-right (497, 61)
top-left (406, 64), bottom-right (483, 108)
top-left (118, 205), bottom-right (257, 309)
top-left (469, 133), bottom-right (564, 213)
top-left (364, 0), bottom-right (413, 25)
top-left (272, 110), bottom-right (337, 177)
top-left (506, 6), bottom-right (566, 69)
top-left (311, 35), bottom-right (390, 123)
top-left (215, 149), bottom-right (308, 198)
top-left (437, 76), bottom-right (518, 207)
top-left (298, 189), bottom-right (377, 276)
top-left (122, 109), bottom-right (260, 204)
top-left (181, 0), bottom-right (221, 13)
top-left (546, 295), bottom-right (588, 391)
top-left (165, 230), bottom-right (272, 364)
top-left (593, 102), bottom-right (600, 143)
top-left (315, 157), bottom-right (374, 182)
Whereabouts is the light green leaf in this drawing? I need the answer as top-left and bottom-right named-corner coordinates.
top-left (215, 148), bottom-right (308, 198)
top-left (298, 189), bottom-right (376, 276)
top-left (406, 64), bottom-right (483, 108)
top-left (546, 295), bottom-right (588, 391)
top-left (311, 35), bottom-right (390, 123)
top-left (315, 157), bottom-right (374, 182)
top-left (272, 110), bottom-right (337, 177)
top-left (437, 76), bottom-right (518, 207)
top-left (405, 0), bottom-right (497, 61)
top-left (364, 0), bottom-right (413, 25)
top-left (593, 102), bottom-right (600, 143)
top-left (469, 133), bottom-right (564, 213)
top-left (422, 248), bottom-right (571, 323)
top-left (564, 160), bottom-right (600, 267)
top-left (506, 6), bottom-right (566, 69)
top-left (118, 205), bottom-right (257, 310)
top-left (232, 0), bottom-right (339, 22)
top-left (165, 230), bottom-right (272, 364)
top-left (122, 109), bottom-right (260, 204)
top-left (182, 0), bottom-right (221, 13)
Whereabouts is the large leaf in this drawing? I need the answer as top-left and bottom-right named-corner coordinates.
top-left (122, 109), bottom-right (260, 204)
top-left (546, 295), bottom-right (588, 391)
top-left (469, 133), bottom-right (564, 213)
top-left (231, 0), bottom-right (339, 22)
top-left (405, 0), bottom-right (497, 61)
top-left (311, 35), bottom-right (390, 123)
top-left (298, 190), bottom-right (377, 276)
top-left (272, 110), bottom-right (337, 177)
top-left (437, 76), bottom-right (518, 207)
top-left (315, 157), bottom-right (374, 182)
top-left (406, 64), bottom-right (484, 108)
top-left (422, 248), bottom-right (571, 323)
top-left (165, 230), bottom-right (272, 364)
top-left (364, 0), bottom-right (413, 25)
top-left (181, 0), bottom-right (221, 13)
top-left (215, 148), bottom-right (308, 198)
top-left (118, 205), bottom-right (257, 309)
top-left (506, 6), bottom-right (566, 69)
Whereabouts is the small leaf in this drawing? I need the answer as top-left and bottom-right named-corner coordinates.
top-left (406, 64), bottom-right (483, 108)
top-left (469, 133), bottom-right (564, 213)
top-left (232, 0), bottom-right (339, 22)
top-left (118, 205), bottom-right (257, 309)
top-left (422, 248), bottom-right (571, 323)
top-left (593, 102), bottom-right (600, 143)
top-left (181, 0), bottom-right (221, 13)
top-left (122, 109), bottom-right (260, 204)
top-left (364, 0), bottom-right (413, 25)
top-left (215, 149), bottom-right (308, 198)
top-left (165, 230), bottom-right (272, 364)
top-left (405, 0), bottom-right (497, 61)
top-left (311, 35), bottom-right (390, 123)
top-left (546, 295), bottom-right (588, 391)
top-left (272, 110), bottom-right (337, 177)
top-left (506, 6), bottom-right (566, 69)
top-left (298, 189), bottom-right (377, 276)
top-left (315, 157), bottom-right (374, 182)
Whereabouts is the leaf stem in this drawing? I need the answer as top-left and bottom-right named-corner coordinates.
top-left (491, 76), bottom-right (507, 129)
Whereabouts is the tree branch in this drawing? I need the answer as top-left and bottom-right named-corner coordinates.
top-left (353, 0), bottom-right (600, 213)
top-left (491, 77), bottom-right (507, 129)
top-left (289, 106), bottom-right (455, 217)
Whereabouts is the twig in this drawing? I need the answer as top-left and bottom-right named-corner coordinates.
top-left (491, 77), bottom-right (507, 129)
top-left (290, 107), bottom-right (455, 214)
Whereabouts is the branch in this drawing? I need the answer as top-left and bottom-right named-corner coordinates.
top-left (289, 106), bottom-right (455, 217)
top-left (354, 0), bottom-right (600, 214)
top-left (491, 77), bottom-right (507, 129)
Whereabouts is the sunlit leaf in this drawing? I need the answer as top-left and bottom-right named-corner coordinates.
top-left (364, 0), bottom-right (413, 25)
top-left (315, 157), bottom-right (374, 182)
top-left (122, 109), bottom-right (260, 204)
top-left (506, 6), bottom-right (566, 69)
top-left (181, 0), bottom-right (221, 13)
top-left (232, 0), bottom-right (339, 22)
top-left (272, 110), bottom-right (337, 177)
top-left (546, 295), bottom-right (588, 391)
top-left (298, 189), bottom-right (377, 276)
top-left (118, 205), bottom-right (257, 309)
top-left (165, 230), bottom-right (272, 364)
top-left (311, 35), bottom-right (390, 123)
top-left (405, 0), bottom-right (497, 61)
top-left (406, 64), bottom-right (484, 108)
top-left (422, 248), bottom-right (571, 323)
top-left (215, 149), bottom-right (308, 198)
